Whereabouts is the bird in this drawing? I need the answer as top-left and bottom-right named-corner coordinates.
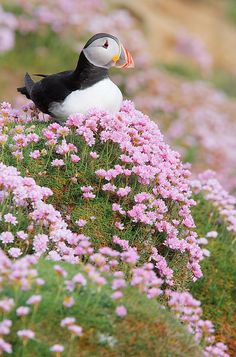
top-left (17, 33), bottom-right (134, 122)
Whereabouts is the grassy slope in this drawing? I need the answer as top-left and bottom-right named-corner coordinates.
top-left (5, 260), bottom-right (201, 357)
top-left (191, 196), bottom-right (236, 355)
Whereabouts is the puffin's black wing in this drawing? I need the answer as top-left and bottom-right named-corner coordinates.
top-left (30, 70), bottom-right (76, 115)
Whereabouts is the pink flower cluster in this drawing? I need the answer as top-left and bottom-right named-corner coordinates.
top-left (0, 100), bottom-right (231, 355)
top-left (67, 102), bottom-right (203, 280)
top-left (175, 29), bottom-right (213, 72)
top-left (167, 291), bottom-right (229, 357)
top-left (192, 170), bottom-right (236, 233)
top-left (126, 70), bottom-right (236, 191)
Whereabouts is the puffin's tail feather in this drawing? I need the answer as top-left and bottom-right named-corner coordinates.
top-left (24, 72), bottom-right (35, 96)
top-left (33, 73), bottom-right (48, 78)
top-left (17, 72), bottom-right (35, 99)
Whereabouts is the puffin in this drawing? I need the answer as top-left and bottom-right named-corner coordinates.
top-left (17, 33), bottom-right (134, 121)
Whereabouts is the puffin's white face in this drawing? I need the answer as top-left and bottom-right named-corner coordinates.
top-left (83, 34), bottom-right (134, 69)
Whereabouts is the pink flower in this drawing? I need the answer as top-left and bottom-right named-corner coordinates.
top-left (26, 295), bottom-right (42, 305)
top-left (71, 154), bottom-right (80, 163)
top-left (17, 329), bottom-right (35, 340)
top-left (63, 296), bottom-right (75, 308)
top-left (29, 150), bottom-right (41, 159)
top-left (67, 324), bottom-right (83, 336)
top-left (0, 232), bottom-right (14, 244)
top-left (111, 291), bottom-right (123, 300)
top-left (95, 169), bottom-right (106, 178)
top-left (81, 185), bottom-right (93, 193)
top-left (0, 338), bottom-right (12, 354)
top-left (82, 192), bottom-right (95, 200)
top-left (12, 150), bottom-right (23, 160)
top-left (57, 127), bottom-right (70, 137)
top-left (33, 234), bottom-right (49, 254)
top-left (8, 247), bottom-right (22, 258)
top-left (0, 134), bottom-right (8, 145)
top-left (90, 151), bottom-right (99, 159)
top-left (115, 305), bottom-right (127, 317)
top-left (50, 344), bottom-right (64, 353)
top-left (16, 231), bottom-right (28, 240)
top-left (16, 306), bottom-right (30, 317)
top-left (112, 204), bottom-right (126, 215)
top-left (4, 213), bottom-right (18, 225)
top-left (75, 219), bottom-right (87, 227)
top-left (0, 298), bottom-right (14, 313)
top-left (60, 317), bottom-right (76, 327)
top-left (0, 320), bottom-right (12, 335)
top-left (54, 265), bottom-right (68, 277)
top-left (102, 183), bottom-right (117, 192)
top-left (51, 159), bottom-right (65, 167)
top-left (112, 279), bottom-right (126, 290)
top-left (115, 221), bottom-right (124, 230)
top-left (117, 186), bottom-right (131, 197)
top-left (206, 231), bottom-right (218, 238)
top-left (72, 273), bottom-right (87, 286)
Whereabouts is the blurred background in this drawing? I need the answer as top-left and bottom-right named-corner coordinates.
top-left (1, 0), bottom-right (236, 192)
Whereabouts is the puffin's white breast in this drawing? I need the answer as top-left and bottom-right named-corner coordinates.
top-left (49, 78), bottom-right (123, 121)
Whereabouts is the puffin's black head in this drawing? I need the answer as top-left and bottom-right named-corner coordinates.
top-left (82, 33), bottom-right (134, 69)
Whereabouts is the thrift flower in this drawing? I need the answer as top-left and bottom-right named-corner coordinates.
top-left (50, 344), bottom-right (64, 353)
top-left (115, 305), bottom-right (127, 317)
top-left (51, 159), bottom-right (65, 167)
top-left (17, 329), bottom-right (35, 340)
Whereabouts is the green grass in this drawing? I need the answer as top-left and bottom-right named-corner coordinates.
top-left (4, 259), bottom-right (202, 357)
top-left (191, 195), bottom-right (236, 354)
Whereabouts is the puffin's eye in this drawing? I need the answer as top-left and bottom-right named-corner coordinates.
top-left (103, 40), bottom-right (109, 49)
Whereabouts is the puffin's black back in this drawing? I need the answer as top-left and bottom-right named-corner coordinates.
top-left (18, 51), bottom-right (109, 116)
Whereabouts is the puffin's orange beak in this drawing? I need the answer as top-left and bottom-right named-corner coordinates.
top-left (113, 44), bottom-right (134, 68)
